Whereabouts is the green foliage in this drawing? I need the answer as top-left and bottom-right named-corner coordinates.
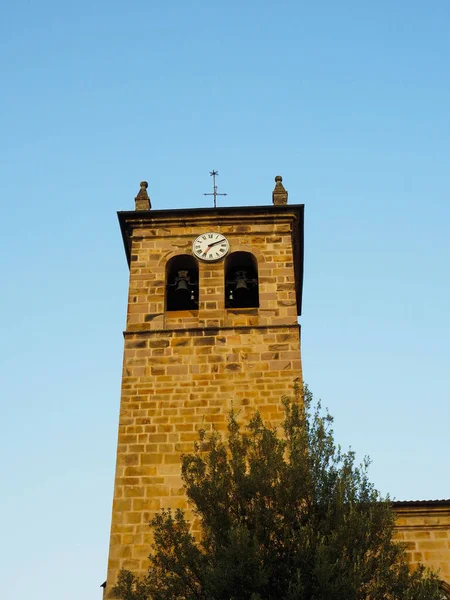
top-left (112, 386), bottom-right (442, 600)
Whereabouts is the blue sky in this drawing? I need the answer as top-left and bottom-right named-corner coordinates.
top-left (1, 1), bottom-right (449, 599)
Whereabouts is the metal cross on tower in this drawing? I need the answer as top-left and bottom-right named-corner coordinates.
top-left (203, 170), bottom-right (227, 208)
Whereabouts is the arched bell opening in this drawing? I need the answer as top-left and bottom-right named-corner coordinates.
top-left (225, 251), bottom-right (259, 309)
top-left (165, 255), bottom-right (199, 312)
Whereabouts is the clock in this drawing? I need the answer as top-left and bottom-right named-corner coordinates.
top-left (192, 232), bottom-right (230, 262)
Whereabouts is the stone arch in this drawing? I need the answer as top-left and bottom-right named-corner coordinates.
top-left (225, 243), bottom-right (266, 265)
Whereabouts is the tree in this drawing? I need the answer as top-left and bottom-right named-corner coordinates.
top-left (112, 387), bottom-right (443, 600)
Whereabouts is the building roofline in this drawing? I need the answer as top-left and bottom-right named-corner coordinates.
top-left (393, 499), bottom-right (450, 508)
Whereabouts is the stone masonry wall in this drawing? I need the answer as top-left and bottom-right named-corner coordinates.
top-left (106, 210), bottom-right (303, 591)
top-left (394, 504), bottom-right (450, 587)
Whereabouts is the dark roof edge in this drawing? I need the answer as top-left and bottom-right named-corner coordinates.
top-left (118, 203), bottom-right (304, 219)
top-left (393, 499), bottom-right (450, 508)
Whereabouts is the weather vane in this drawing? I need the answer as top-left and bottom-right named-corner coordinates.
top-left (204, 170), bottom-right (227, 208)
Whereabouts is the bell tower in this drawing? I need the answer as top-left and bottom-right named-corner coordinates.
top-left (105, 176), bottom-right (304, 592)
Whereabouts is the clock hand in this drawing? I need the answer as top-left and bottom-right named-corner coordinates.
top-left (207, 238), bottom-right (226, 249)
top-left (201, 238), bottom-right (226, 256)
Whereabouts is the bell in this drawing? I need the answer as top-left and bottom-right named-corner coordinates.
top-left (174, 270), bottom-right (190, 294)
top-left (235, 270), bottom-right (249, 291)
top-left (175, 279), bottom-right (189, 292)
top-left (235, 278), bottom-right (248, 290)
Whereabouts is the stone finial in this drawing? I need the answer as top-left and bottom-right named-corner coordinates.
top-left (134, 181), bottom-right (151, 211)
top-left (272, 175), bottom-right (288, 205)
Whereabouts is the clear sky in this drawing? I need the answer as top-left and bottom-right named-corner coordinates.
top-left (1, 1), bottom-right (449, 599)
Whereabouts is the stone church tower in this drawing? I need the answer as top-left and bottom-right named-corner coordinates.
top-left (105, 177), bottom-right (305, 592)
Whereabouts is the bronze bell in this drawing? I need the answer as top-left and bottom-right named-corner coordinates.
top-left (175, 270), bottom-right (190, 293)
top-left (226, 268), bottom-right (259, 308)
top-left (235, 270), bottom-right (250, 291)
top-left (175, 279), bottom-right (189, 292)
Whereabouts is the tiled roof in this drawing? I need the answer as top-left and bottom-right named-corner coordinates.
top-left (393, 499), bottom-right (450, 507)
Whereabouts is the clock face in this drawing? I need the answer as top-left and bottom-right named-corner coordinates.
top-left (192, 232), bottom-right (230, 262)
